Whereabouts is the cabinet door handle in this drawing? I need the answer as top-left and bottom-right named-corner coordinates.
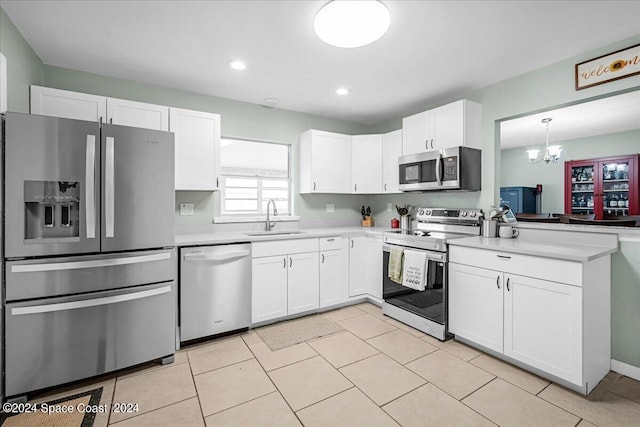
top-left (425, 139), bottom-right (429, 150)
top-left (351, 240), bottom-right (354, 248)
top-left (384, 183), bottom-right (387, 191)
top-left (283, 257), bottom-right (286, 268)
top-left (431, 139), bottom-right (434, 149)
top-left (506, 278), bottom-right (510, 291)
top-left (289, 257), bottom-right (292, 268)
top-left (354, 184), bottom-right (357, 192)
top-left (313, 182), bottom-right (317, 191)
top-left (99, 116), bottom-right (103, 124)
top-left (109, 118), bottom-right (113, 124)
top-left (216, 177), bottom-right (219, 188)
top-left (321, 254), bottom-right (325, 263)
top-left (496, 276), bottom-right (500, 289)
top-left (497, 255), bottom-right (511, 260)
top-left (327, 238), bottom-right (335, 242)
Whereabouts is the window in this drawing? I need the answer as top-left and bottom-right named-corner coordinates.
top-left (220, 138), bottom-right (291, 216)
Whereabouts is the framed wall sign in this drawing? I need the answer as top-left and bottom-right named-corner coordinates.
top-left (575, 44), bottom-right (640, 90)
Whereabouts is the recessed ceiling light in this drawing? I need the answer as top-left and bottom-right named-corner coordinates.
top-left (314, 0), bottom-right (390, 48)
top-left (336, 87), bottom-right (350, 96)
top-left (228, 60), bottom-right (246, 71)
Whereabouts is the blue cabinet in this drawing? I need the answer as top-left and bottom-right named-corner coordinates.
top-left (500, 187), bottom-right (537, 214)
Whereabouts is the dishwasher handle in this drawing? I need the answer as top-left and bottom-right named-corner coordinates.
top-left (183, 250), bottom-right (250, 262)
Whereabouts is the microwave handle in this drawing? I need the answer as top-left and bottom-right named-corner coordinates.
top-left (435, 153), bottom-right (443, 186)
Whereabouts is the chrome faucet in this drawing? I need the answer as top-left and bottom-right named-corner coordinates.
top-left (266, 199), bottom-right (278, 231)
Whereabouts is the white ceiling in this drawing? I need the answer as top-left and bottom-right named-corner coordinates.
top-left (500, 90), bottom-right (640, 149)
top-left (2, 0), bottom-right (639, 125)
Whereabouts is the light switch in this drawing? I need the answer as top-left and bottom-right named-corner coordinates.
top-left (326, 203), bottom-right (335, 213)
top-left (387, 203), bottom-right (392, 212)
top-left (180, 203), bottom-right (195, 216)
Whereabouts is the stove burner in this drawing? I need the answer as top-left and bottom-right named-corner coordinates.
top-left (413, 230), bottom-right (429, 237)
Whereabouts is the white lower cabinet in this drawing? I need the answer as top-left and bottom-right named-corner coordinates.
top-left (348, 237), bottom-right (367, 297)
top-left (251, 239), bottom-right (320, 324)
top-left (365, 236), bottom-right (383, 299)
top-left (287, 252), bottom-right (320, 315)
top-left (448, 263), bottom-right (503, 353)
top-left (251, 255), bottom-right (288, 323)
top-left (504, 273), bottom-right (582, 385)
top-left (449, 245), bottom-right (609, 394)
top-left (348, 236), bottom-right (382, 299)
top-left (319, 238), bottom-right (349, 308)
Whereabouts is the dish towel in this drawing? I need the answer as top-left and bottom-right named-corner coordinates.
top-left (402, 249), bottom-right (428, 291)
top-left (388, 247), bottom-right (404, 284)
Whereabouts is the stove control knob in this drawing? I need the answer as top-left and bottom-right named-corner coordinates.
top-left (470, 211), bottom-right (477, 218)
top-left (425, 210), bottom-right (431, 216)
top-left (461, 211), bottom-right (468, 217)
top-left (418, 209), bottom-right (424, 216)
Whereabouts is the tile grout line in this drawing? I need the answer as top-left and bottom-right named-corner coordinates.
top-left (467, 358), bottom-right (552, 397)
top-left (109, 395), bottom-right (199, 426)
top-left (186, 350), bottom-right (210, 425)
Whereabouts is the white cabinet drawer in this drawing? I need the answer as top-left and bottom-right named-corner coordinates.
top-left (252, 238), bottom-right (319, 258)
top-left (449, 246), bottom-right (582, 287)
top-left (319, 236), bottom-right (342, 251)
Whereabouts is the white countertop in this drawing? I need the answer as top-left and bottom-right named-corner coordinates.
top-left (448, 236), bottom-right (617, 262)
top-left (175, 226), bottom-right (389, 246)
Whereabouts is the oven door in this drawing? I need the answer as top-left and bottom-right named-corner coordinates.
top-left (382, 244), bottom-right (447, 325)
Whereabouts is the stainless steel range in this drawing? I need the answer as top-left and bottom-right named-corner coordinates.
top-left (382, 208), bottom-right (482, 340)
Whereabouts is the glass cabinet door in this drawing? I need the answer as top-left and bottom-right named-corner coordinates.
top-left (569, 163), bottom-right (595, 215)
top-left (601, 159), bottom-right (630, 217)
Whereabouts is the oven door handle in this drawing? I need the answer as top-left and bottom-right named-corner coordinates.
top-left (382, 245), bottom-right (446, 262)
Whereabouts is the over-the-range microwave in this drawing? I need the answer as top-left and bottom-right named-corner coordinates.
top-left (398, 146), bottom-right (481, 192)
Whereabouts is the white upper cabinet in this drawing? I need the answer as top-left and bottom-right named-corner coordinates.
top-left (351, 134), bottom-right (382, 194)
top-left (299, 129), bottom-right (351, 194)
top-left (30, 85), bottom-right (106, 122)
top-left (170, 107), bottom-right (221, 191)
top-left (402, 109), bottom-right (431, 155)
top-left (402, 99), bottom-right (482, 154)
top-left (382, 129), bottom-right (402, 193)
top-left (106, 97), bottom-right (169, 131)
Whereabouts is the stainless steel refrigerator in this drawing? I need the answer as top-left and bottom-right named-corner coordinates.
top-left (2, 112), bottom-right (176, 398)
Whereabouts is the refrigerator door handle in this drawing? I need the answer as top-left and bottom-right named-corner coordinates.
top-left (10, 252), bottom-right (172, 273)
top-left (105, 136), bottom-right (115, 238)
top-left (85, 135), bottom-right (96, 239)
top-left (10, 285), bottom-right (172, 316)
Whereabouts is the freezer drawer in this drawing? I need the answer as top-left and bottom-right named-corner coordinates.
top-left (5, 248), bottom-right (176, 301)
top-left (5, 281), bottom-right (176, 397)
top-left (180, 244), bottom-right (251, 342)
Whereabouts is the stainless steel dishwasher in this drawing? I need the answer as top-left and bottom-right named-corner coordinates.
top-left (180, 243), bottom-right (251, 342)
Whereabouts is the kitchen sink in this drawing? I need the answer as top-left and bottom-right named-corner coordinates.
top-left (244, 231), bottom-right (306, 236)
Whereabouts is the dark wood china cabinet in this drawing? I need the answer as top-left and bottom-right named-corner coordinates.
top-left (564, 154), bottom-right (639, 220)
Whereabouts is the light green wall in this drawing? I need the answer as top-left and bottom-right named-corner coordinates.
top-left (501, 130), bottom-right (640, 213)
top-left (0, 7), bottom-right (44, 112)
top-left (43, 65), bottom-right (371, 224)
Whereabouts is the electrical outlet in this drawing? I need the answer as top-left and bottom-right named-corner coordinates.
top-left (180, 203), bottom-right (195, 216)
top-left (326, 203), bottom-right (335, 213)
top-left (387, 203), bottom-right (392, 213)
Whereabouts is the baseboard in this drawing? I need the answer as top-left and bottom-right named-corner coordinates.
top-left (611, 359), bottom-right (640, 381)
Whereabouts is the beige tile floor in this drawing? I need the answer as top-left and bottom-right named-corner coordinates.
top-left (27, 303), bottom-right (640, 427)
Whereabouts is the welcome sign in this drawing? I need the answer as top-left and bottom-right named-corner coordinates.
top-left (575, 44), bottom-right (640, 90)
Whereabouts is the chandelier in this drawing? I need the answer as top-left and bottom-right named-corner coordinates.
top-left (527, 118), bottom-right (562, 164)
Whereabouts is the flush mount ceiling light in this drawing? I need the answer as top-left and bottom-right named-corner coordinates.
top-left (336, 87), bottom-right (350, 95)
top-left (314, 0), bottom-right (390, 48)
top-left (228, 60), bottom-right (246, 71)
top-left (261, 98), bottom-right (279, 108)
top-left (526, 118), bottom-right (563, 164)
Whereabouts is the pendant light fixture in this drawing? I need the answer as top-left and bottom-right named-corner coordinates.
top-left (527, 118), bottom-right (562, 164)
top-left (314, 1), bottom-right (390, 48)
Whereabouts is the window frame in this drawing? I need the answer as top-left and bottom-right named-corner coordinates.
top-left (218, 136), bottom-right (294, 219)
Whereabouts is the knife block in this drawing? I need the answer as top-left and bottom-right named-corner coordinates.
top-left (361, 216), bottom-right (374, 227)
